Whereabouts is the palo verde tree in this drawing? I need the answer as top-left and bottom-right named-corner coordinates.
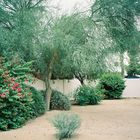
top-left (48, 15), bottom-right (109, 85)
top-left (0, 0), bottom-right (44, 61)
top-left (34, 14), bottom-right (88, 110)
top-left (35, 13), bottom-right (109, 110)
top-left (90, 0), bottom-right (140, 76)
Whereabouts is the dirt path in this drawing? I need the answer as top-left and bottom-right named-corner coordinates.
top-left (0, 99), bottom-right (140, 140)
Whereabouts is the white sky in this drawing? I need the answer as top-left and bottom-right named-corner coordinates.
top-left (49, 0), bottom-right (92, 15)
top-left (48, 0), bottom-right (140, 29)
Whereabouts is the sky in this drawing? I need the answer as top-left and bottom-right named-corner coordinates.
top-left (48, 0), bottom-right (140, 30)
top-left (49, 0), bottom-right (92, 15)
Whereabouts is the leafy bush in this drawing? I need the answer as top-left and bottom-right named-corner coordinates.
top-left (52, 113), bottom-right (81, 140)
top-left (0, 58), bottom-right (33, 131)
top-left (29, 86), bottom-right (46, 117)
top-left (50, 90), bottom-right (71, 110)
top-left (127, 61), bottom-right (140, 78)
top-left (74, 85), bottom-right (103, 105)
top-left (99, 73), bottom-right (125, 99)
top-left (126, 55), bottom-right (140, 78)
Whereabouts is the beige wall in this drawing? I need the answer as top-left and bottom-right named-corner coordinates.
top-left (31, 78), bottom-right (140, 98)
top-left (123, 79), bottom-right (140, 98)
top-left (31, 78), bottom-right (81, 96)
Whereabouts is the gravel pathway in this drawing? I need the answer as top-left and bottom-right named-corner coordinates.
top-left (0, 99), bottom-right (140, 140)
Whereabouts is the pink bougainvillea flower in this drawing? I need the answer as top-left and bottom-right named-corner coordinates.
top-left (12, 83), bottom-right (20, 90)
top-left (12, 86), bottom-right (17, 90)
top-left (0, 93), bottom-right (6, 98)
top-left (14, 83), bottom-right (19, 87)
top-left (17, 88), bottom-right (22, 93)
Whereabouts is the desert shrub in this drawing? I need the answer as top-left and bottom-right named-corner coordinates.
top-left (50, 90), bottom-right (71, 110)
top-left (74, 85), bottom-right (103, 105)
top-left (0, 58), bottom-right (33, 131)
top-left (29, 86), bottom-right (46, 117)
top-left (99, 73), bottom-right (125, 99)
top-left (52, 112), bottom-right (81, 140)
top-left (127, 62), bottom-right (140, 78)
top-left (126, 55), bottom-right (140, 78)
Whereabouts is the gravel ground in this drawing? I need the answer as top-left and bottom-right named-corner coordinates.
top-left (0, 99), bottom-right (140, 140)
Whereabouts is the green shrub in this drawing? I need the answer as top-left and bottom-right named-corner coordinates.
top-left (126, 55), bottom-right (140, 78)
top-left (50, 90), bottom-right (71, 110)
top-left (0, 59), bottom-right (33, 131)
top-left (99, 73), bottom-right (125, 99)
top-left (52, 112), bottom-right (81, 140)
top-left (74, 85), bottom-right (103, 105)
top-left (29, 86), bottom-right (46, 117)
top-left (127, 62), bottom-right (140, 78)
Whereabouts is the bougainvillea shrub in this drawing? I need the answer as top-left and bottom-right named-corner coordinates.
top-left (0, 57), bottom-right (34, 131)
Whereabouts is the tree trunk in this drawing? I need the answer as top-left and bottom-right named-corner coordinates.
top-left (74, 72), bottom-right (85, 85)
top-left (80, 79), bottom-right (84, 85)
top-left (45, 70), bottom-right (52, 111)
top-left (120, 53), bottom-right (125, 77)
top-left (45, 51), bottom-right (58, 111)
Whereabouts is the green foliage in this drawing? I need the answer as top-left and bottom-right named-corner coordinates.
top-left (91, 0), bottom-right (140, 53)
top-left (50, 90), bottom-right (71, 111)
top-left (0, 58), bottom-right (33, 131)
top-left (34, 14), bottom-right (108, 83)
top-left (0, 0), bottom-right (45, 61)
top-left (127, 63), bottom-right (140, 77)
top-left (127, 55), bottom-right (140, 77)
top-left (52, 113), bottom-right (81, 140)
top-left (99, 73), bottom-right (125, 99)
top-left (91, 0), bottom-right (140, 77)
top-left (34, 14), bottom-right (88, 78)
top-left (29, 86), bottom-right (46, 117)
top-left (74, 85), bottom-right (103, 105)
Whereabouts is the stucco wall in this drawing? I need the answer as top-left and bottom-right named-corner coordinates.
top-left (31, 78), bottom-right (140, 98)
top-left (31, 78), bottom-right (81, 95)
top-left (123, 79), bottom-right (140, 97)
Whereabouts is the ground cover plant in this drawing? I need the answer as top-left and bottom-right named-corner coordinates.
top-left (52, 112), bottom-right (81, 140)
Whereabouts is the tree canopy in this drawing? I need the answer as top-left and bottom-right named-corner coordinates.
top-left (0, 0), bottom-right (140, 109)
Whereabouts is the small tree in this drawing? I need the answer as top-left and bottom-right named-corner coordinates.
top-left (35, 14), bottom-right (88, 110)
top-left (35, 13), bottom-right (109, 110)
